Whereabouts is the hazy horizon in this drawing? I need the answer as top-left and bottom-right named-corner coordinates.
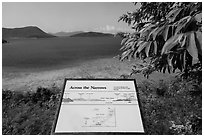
top-left (2, 2), bottom-right (138, 34)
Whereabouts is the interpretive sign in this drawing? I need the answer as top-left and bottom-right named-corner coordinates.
top-left (52, 79), bottom-right (145, 134)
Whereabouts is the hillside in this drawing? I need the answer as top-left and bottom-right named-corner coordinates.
top-left (70, 31), bottom-right (114, 37)
top-left (53, 31), bottom-right (84, 37)
top-left (2, 26), bottom-right (56, 39)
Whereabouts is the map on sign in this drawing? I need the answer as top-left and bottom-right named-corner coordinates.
top-left (82, 107), bottom-right (116, 127)
top-left (52, 79), bottom-right (144, 134)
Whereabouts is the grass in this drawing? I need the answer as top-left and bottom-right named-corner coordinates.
top-left (138, 78), bottom-right (202, 134)
top-left (2, 86), bottom-right (61, 135)
top-left (2, 77), bottom-right (202, 135)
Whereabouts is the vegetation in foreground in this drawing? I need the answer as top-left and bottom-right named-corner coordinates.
top-left (138, 78), bottom-right (201, 134)
top-left (2, 77), bottom-right (201, 135)
top-left (2, 86), bottom-right (61, 135)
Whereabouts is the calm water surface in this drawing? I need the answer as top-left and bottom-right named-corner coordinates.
top-left (2, 37), bottom-right (122, 72)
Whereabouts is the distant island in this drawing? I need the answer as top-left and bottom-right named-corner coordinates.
top-left (2, 26), bottom-right (56, 39)
top-left (52, 31), bottom-right (84, 37)
top-left (2, 39), bottom-right (8, 44)
top-left (70, 31), bottom-right (114, 37)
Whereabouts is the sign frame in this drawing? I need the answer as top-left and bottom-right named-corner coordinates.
top-left (51, 78), bottom-right (145, 135)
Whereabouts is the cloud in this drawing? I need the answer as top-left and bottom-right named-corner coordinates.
top-left (105, 25), bottom-right (115, 32)
top-left (94, 25), bottom-right (134, 34)
top-left (94, 25), bottom-right (115, 33)
top-left (115, 27), bottom-right (134, 33)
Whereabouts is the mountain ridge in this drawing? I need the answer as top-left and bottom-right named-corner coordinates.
top-left (70, 31), bottom-right (114, 37)
top-left (2, 26), bottom-right (56, 39)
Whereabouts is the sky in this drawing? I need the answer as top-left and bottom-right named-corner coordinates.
top-left (2, 2), bottom-right (137, 33)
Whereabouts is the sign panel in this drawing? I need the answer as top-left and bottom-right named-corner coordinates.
top-left (52, 79), bottom-right (145, 134)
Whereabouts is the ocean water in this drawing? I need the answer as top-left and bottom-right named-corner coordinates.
top-left (2, 37), bottom-right (122, 71)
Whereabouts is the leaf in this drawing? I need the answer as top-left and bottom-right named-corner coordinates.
top-left (120, 43), bottom-right (130, 50)
top-left (176, 54), bottom-right (182, 71)
top-left (172, 54), bottom-right (177, 68)
top-left (121, 38), bottom-right (129, 45)
top-left (133, 22), bottom-right (149, 31)
top-left (180, 34), bottom-right (187, 47)
top-left (183, 50), bottom-right (186, 70)
top-left (124, 38), bottom-right (135, 45)
top-left (120, 46), bottom-right (125, 51)
top-left (145, 41), bottom-right (152, 57)
top-left (162, 25), bottom-right (170, 41)
top-left (161, 34), bottom-right (183, 54)
top-left (136, 42), bottom-right (149, 53)
top-left (171, 25), bottom-right (175, 36)
top-left (153, 41), bottom-right (158, 55)
top-left (120, 50), bottom-right (131, 61)
top-left (139, 27), bottom-right (146, 33)
top-left (167, 8), bottom-right (183, 23)
top-left (194, 31), bottom-right (202, 55)
top-left (152, 25), bottom-right (165, 40)
top-left (166, 8), bottom-right (177, 18)
top-left (173, 68), bottom-right (176, 73)
top-left (130, 32), bottom-right (140, 38)
top-left (194, 13), bottom-right (202, 23)
top-left (163, 65), bottom-right (166, 73)
top-left (131, 41), bottom-right (138, 50)
top-left (133, 49), bottom-right (137, 59)
top-left (140, 24), bottom-right (156, 39)
top-left (147, 26), bottom-right (159, 41)
top-left (133, 49), bottom-right (138, 59)
top-left (186, 32), bottom-right (199, 65)
top-left (124, 41), bottom-right (135, 50)
top-left (167, 54), bottom-right (174, 67)
top-left (180, 52), bottom-right (184, 70)
top-left (174, 16), bottom-right (192, 34)
top-left (167, 65), bottom-right (171, 73)
top-left (128, 51), bottom-right (134, 61)
top-left (166, 8), bottom-right (179, 18)
top-left (136, 40), bottom-right (144, 47)
top-left (120, 38), bottom-right (136, 51)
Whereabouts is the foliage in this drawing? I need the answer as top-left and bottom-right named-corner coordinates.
top-left (138, 79), bottom-right (202, 134)
top-left (2, 78), bottom-right (202, 135)
top-left (117, 3), bottom-right (202, 135)
top-left (118, 2), bottom-right (202, 78)
top-left (2, 86), bottom-right (61, 135)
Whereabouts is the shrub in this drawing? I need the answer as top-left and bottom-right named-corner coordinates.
top-left (2, 79), bottom-right (201, 135)
top-left (138, 78), bottom-right (202, 134)
top-left (2, 86), bottom-right (61, 135)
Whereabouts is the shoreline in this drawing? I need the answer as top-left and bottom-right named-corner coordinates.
top-left (2, 57), bottom-right (135, 91)
top-left (2, 57), bottom-right (176, 92)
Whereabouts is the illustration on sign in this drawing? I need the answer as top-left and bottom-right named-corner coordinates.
top-left (62, 91), bottom-right (138, 104)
